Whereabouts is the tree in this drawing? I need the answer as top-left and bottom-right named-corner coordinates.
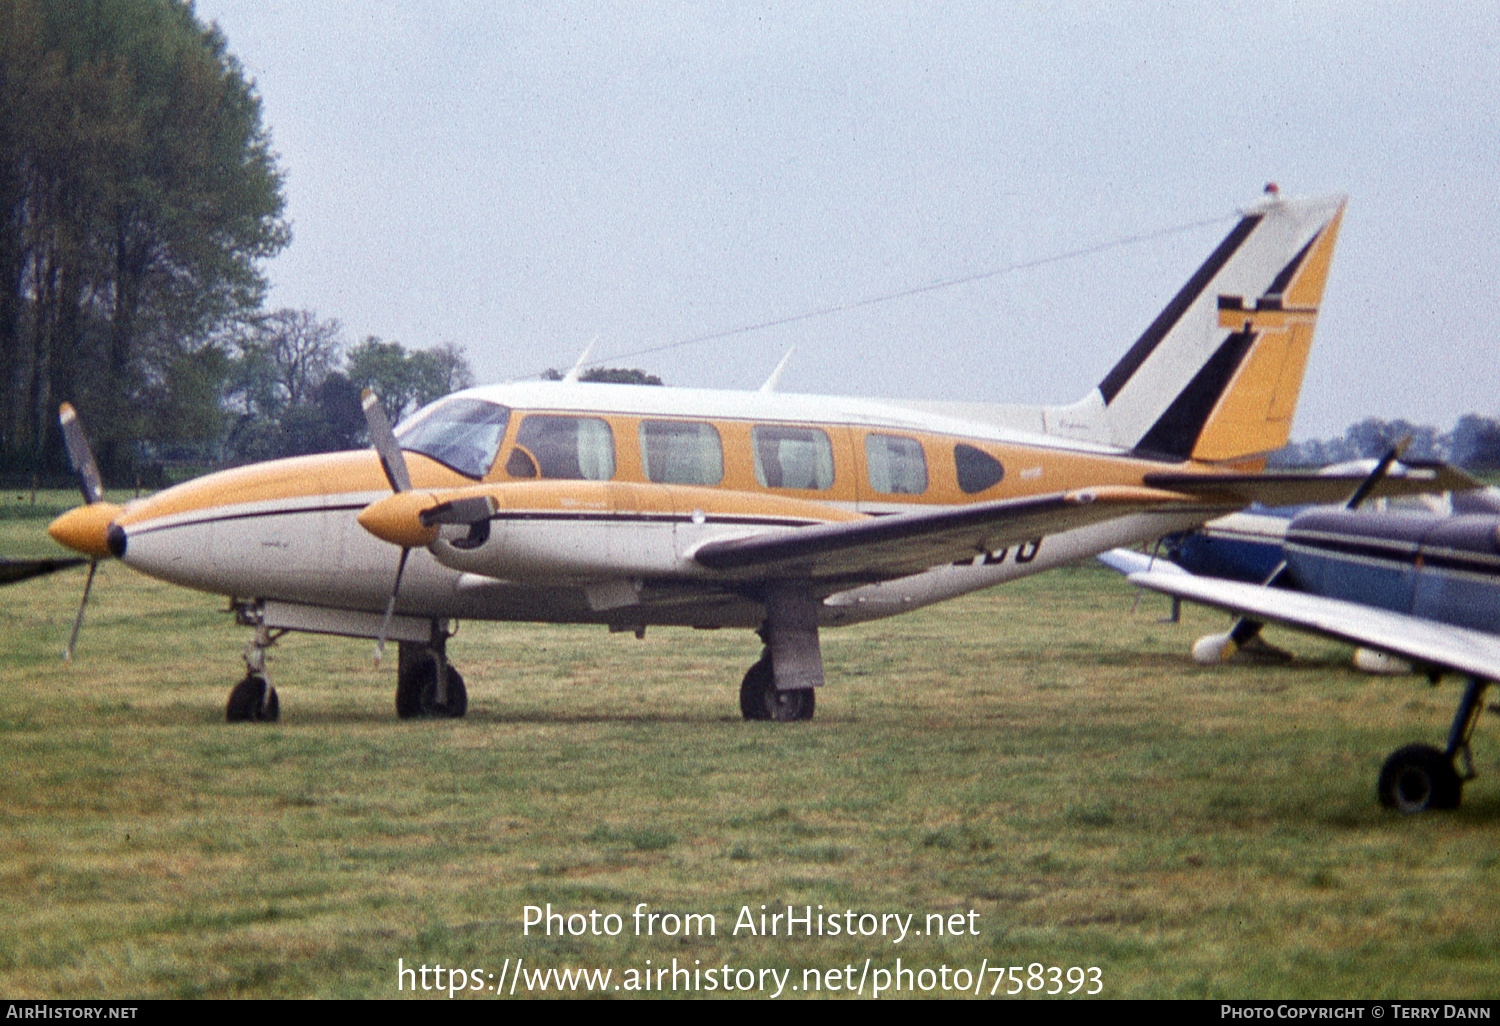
top-left (0, 0), bottom-right (289, 477)
top-left (223, 309), bottom-right (343, 461)
top-left (1450, 414), bottom-right (1500, 470)
top-left (221, 317), bottom-right (475, 461)
top-left (542, 366), bottom-right (664, 385)
top-left (412, 340), bottom-right (476, 404)
top-left (348, 336), bottom-right (475, 422)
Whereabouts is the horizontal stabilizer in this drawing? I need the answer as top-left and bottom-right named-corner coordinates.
top-left (1142, 462), bottom-right (1477, 509)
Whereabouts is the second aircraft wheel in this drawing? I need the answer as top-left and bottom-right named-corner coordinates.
top-left (1377, 743), bottom-right (1462, 813)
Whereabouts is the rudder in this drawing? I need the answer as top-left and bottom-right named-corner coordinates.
top-left (1057, 191), bottom-right (1347, 464)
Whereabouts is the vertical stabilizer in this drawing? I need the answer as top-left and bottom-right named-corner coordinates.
top-left (1046, 191), bottom-right (1346, 463)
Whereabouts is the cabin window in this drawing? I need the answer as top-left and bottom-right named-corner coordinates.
top-left (753, 425), bottom-right (834, 490)
top-left (954, 443), bottom-right (1005, 494)
top-left (395, 397), bottom-right (511, 479)
top-left (640, 420), bottom-right (723, 485)
top-left (865, 433), bottom-right (927, 495)
top-left (508, 414), bottom-right (615, 480)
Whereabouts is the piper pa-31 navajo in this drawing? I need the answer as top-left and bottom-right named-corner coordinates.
top-left (48, 189), bottom-right (1417, 727)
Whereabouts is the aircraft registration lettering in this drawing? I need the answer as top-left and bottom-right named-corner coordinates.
top-left (961, 537), bottom-right (1044, 568)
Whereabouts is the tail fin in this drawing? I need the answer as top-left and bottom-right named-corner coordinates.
top-left (1046, 191), bottom-right (1346, 463)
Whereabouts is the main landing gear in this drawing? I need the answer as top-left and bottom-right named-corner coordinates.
top-left (1378, 676), bottom-right (1489, 813)
top-left (739, 649), bottom-right (815, 721)
top-left (226, 601), bottom-right (467, 722)
top-left (396, 638), bottom-right (467, 719)
top-left (738, 586), bottom-right (822, 723)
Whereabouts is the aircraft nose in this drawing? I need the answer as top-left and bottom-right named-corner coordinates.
top-left (47, 502), bottom-right (122, 559)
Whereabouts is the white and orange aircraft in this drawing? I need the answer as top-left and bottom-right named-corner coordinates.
top-left (48, 189), bottom-right (1418, 724)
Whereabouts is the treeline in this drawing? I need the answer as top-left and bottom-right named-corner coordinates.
top-left (213, 310), bottom-right (472, 470)
top-left (1270, 415), bottom-right (1500, 470)
top-left (1, 1), bottom-right (476, 486)
top-left (1, 0), bottom-right (291, 480)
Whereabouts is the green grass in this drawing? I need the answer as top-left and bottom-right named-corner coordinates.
top-left (1, 515), bottom-right (1498, 998)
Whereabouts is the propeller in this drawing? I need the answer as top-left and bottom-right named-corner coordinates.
top-left (362, 390), bottom-right (414, 664)
top-left (0, 557), bottom-right (86, 586)
top-left (358, 390), bottom-right (501, 662)
top-left (1194, 440), bottom-right (1410, 664)
top-left (49, 403), bottom-right (122, 660)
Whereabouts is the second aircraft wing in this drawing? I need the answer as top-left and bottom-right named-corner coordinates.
top-left (1128, 570), bottom-right (1500, 683)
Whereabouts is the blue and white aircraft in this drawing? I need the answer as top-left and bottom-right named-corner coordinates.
top-left (1106, 474), bottom-right (1500, 813)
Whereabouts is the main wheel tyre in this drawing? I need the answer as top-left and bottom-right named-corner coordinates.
top-left (739, 657), bottom-right (815, 722)
top-left (396, 659), bottom-right (468, 719)
top-left (1378, 743), bottom-right (1462, 812)
top-left (226, 673), bottom-right (279, 723)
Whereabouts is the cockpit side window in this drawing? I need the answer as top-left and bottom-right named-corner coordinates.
top-left (753, 425), bottom-right (834, 490)
top-left (640, 420), bottom-right (723, 485)
top-left (864, 433), bottom-right (927, 495)
top-left (395, 397), bottom-right (511, 479)
top-left (510, 414), bottom-right (616, 480)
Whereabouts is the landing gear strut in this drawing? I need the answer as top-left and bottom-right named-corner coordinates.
top-left (739, 585), bottom-right (822, 722)
top-left (396, 636), bottom-right (467, 719)
top-left (739, 649), bottom-right (815, 721)
top-left (1378, 675), bottom-right (1489, 813)
top-left (227, 619), bottom-right (281, 722)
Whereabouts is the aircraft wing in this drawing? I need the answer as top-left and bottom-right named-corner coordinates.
top-left (1128, 570), bottom-right (1500, 683)
top-left (1096, 548), bottom-right (1190, 577)
top-left (692, 485), bottom-right (1203, 583)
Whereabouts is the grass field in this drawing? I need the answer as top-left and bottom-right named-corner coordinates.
top-left (2, 495), bottom-right (1498, 999)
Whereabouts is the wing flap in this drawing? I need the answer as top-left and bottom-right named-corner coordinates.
top-left (1129, 571), bottom-right (1500, 682)
top-left (692, 486), bottom-right (1201, 582)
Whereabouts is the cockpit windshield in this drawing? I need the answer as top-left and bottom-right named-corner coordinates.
top-left (395, 397), bottom-right (510, 479)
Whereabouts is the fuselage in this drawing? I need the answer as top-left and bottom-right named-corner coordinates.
top-left (1165, 503), bottom-right (1500, 638)
top-left (1283, 509), bottom-right (1500, 635)
top-left (84, 380), bottom-right (1221, 632)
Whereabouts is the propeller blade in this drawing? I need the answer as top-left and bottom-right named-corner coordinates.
top-left (59, 403), bottom-right (104, 505)
top-left (373, 546), bottom-right (410, 665)
top-left (0, 557), bottom-right (86, 586)
top-left (362, 390), bottom-right (411, 493)
top-left (1344, 438), bottom-right (1410, 510)
top-left (63, 559), bottom-right (99, 661)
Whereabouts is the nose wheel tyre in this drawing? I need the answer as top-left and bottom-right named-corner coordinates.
top-left (226, 673), bottom-right (280, 723)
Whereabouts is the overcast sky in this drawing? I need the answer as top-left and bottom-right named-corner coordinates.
top-left (193, 1), bottom-right (1499, 440)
